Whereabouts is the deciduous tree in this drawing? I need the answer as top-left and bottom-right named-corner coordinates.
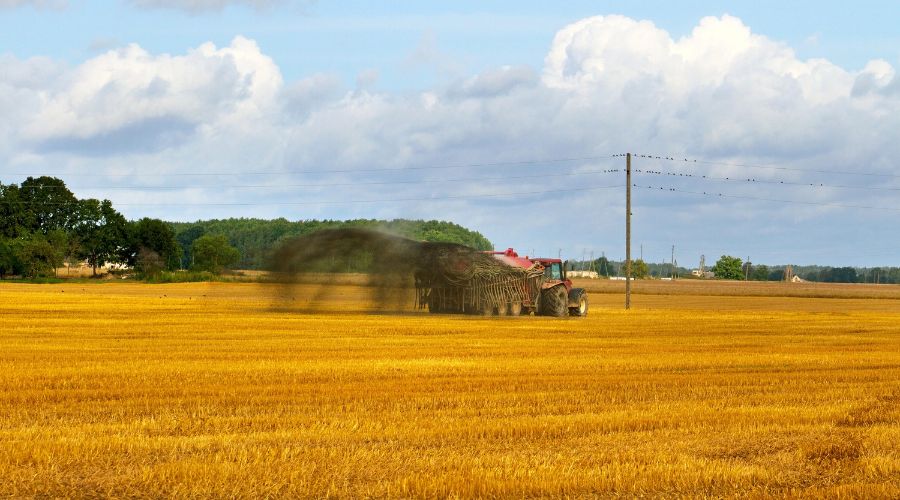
top-left (712, 255), bottom-right (744, 280)
top-left (191, 234), bottom-right (240, 273)
top-left (73, 199), bottom-right (129, 276)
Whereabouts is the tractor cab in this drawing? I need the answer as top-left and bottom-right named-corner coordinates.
top-left (531, 259), bottom-right (571, 291)
top-left (542, 261), bottom-right (564, 281)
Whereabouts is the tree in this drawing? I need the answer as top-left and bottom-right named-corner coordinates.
top-left (46, 229), bottom-right (69, 276)
top-left (136, 248), bottom-right (165, 278)
top-left (0, 183), bottom-right (28, 239)
top-left (176, 225), bottom-right (206, 269)
top-left (73, 199), bottom-right (129, 276)
top-left (751, 264), bottom-right (770, 281)
top-left (18, 233), bottom-right (62, 278)
top-left (593, 256), bottom-right (615, 277)
top-left (826, 267), bottom-right (857, 283)
top-left (18, 176), bottom-right (78, 234)
top-left (126, 218), bottom-right (181, 272)
top-left (631, 259), bottom-right (650, 279)
top-left (712, 255), bottom-right (744, 280)
top-left (0, 239), bottom-right (23, 277)
top-left (191, 234), bottom-right (240, 273)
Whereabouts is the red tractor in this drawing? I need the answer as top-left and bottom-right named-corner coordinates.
top-left (488, 248), bottom-right (589, 317)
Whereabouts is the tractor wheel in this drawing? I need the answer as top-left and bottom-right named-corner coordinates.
top-left (569, 294), bottom-right (589, 317)
top-left (508, 302), bottom-right (522, 316)
top-left (540, 286), bottom-right (568, 317)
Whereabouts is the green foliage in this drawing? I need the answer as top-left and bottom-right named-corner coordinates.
top-left (176, 225), bottom-right (206, 269)
top-left (127, 218), bottom-right (181, 273)
top-left (18, 176), bottom-right (79, 234)
top-left (593, 256), bottom-right (616, 277)
top-left (629, 259), bottom-right (650, 279)
top-left (712, 255), bottom-right (744, 280)
top-left (751, 264), bottom-right (770, 281)
top-left (19, 233), bottom-right (62, 278)
top-left (0, 183), bottom-right (28, 239)
top-left (0, 239), bottom-right (24, 277)
top-left (191, 234), bottom-right (240, 273)
top-left (73, 199), bottom-right (129, 275)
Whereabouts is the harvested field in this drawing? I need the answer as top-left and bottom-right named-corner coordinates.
top-left (574, 277), bottom-right (900, 300)
top-left (1, 281), bottom-right (899, 497)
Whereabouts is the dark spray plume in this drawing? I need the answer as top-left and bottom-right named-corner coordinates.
top-left (266, 228), bottom-right (539, 314)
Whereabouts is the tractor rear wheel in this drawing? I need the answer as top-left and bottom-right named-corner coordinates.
top-left (540, 286), bottom-right (568, 317)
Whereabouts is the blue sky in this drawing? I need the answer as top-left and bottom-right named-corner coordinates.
top-left (2, 1), bottom-right (900, 266)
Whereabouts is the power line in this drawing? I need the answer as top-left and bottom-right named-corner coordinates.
top-left (1, 184), bottom-right (625, 207)
top-left (6, 154), bottom-right (619, 178)
top-left (634, 183), bottom-right (900, 212)
top-left (634, 168), bottom-right (900, 193)
top-left (6, 168), bottom-right (621, 191)
top-left (631, 153), bottom-right (900, 179)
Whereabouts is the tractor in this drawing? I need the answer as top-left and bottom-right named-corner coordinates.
top-left (488, 248), bottom-right (589, 317)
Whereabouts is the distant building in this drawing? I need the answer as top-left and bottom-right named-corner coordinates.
top-left (691, 269), bottom-right (715, 279)
top-left (568, 270), bottom-right (599, 279)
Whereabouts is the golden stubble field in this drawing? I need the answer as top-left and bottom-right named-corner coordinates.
top-left (1, 280), bottom-right (899, 497)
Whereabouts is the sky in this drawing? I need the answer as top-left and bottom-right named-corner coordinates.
top-left (2, 1), bottom-right (900, 267)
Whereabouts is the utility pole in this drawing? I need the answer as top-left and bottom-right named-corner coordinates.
top-left (746, 256), bottom-right (751, 281)
top-left (625, 153), bottom-right (632, 310)
top-left (671, 245), bottom-right (675, 280)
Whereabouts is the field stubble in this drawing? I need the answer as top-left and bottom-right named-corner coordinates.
top-left (1, 280), bottom-right (898, 497)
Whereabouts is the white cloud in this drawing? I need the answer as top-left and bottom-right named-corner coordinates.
top-left (16, 36), bottom-right (281, 155)
top-left (2, 14), bottom-right (900, 264)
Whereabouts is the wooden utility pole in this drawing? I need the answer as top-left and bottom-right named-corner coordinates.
top-left (671, 245), bottom-right (675, 279)
top-left (625, 153), bottom-right (632, 310)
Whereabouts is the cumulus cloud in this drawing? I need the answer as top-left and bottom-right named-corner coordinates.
top-left (3, 14), bottom-right (900, 264)
top-left (16, 36), bottom-right (281, 155)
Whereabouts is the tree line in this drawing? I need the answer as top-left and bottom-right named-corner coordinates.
top-left (569, 255), bottom-right (900, 284)
top-left (0, 177), bottom-right (494, 279)
top-left (0, 177), bottom-right (187, 278)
